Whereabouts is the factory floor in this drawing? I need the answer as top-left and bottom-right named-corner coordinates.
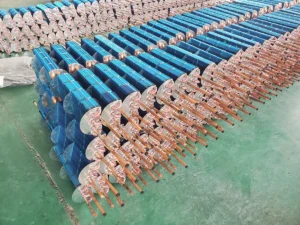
top-left (1, 84), bottom-right (300, 225)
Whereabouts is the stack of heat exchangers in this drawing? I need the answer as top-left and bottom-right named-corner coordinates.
top-left (0, 0), bottom-right (227, 54)
top-left (2, 0), bottom-right (298, 54)
top-left (33, 0), bottom-right (300, 217)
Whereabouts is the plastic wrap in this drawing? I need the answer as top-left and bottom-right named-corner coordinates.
top-left (0, 56), bottom-right (35, 88)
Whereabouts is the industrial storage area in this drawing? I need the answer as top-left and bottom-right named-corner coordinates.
top-left (0, 0), bottom-right (300, 224)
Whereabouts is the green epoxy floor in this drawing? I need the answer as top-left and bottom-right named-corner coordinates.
top-left (1, 83), bottom-right (300, 225)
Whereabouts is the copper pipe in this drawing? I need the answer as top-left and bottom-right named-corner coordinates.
top-left (180, 90), bottom-right (219, 116)
top-left (101, 138), bottom-right (130, 168)
top-left (173, 112), bottom-right (194, 126)
top-left (118, 146), bottom-right (132, 158)
top-left (118, 147), bottom-right (142, 174)
top-left (187, 82), bottom-right (213, 97)
top-left (137, 115), bottom-right (165, 142)
top-left (129, 178), bottom-right (143, 194)
top-left (115, 196), bottom-right (125, 207)
top-left (144, 167), bottom-right (159, 182)
top-left (198, 101), bottom-right (218, 114)
top-left (195, 135), bottom-right (208, 147)
top-left (91, 180), bottom-right (114, 208)
top-left (91, 180), bottom-right (104, 198)
top-left (230, 92), bottom-right (257, 109)
top-left (154, 146), bottom-right (170, 161)
top-left (198, 76), bottom-right (226, 90)
top-left (250, 96), bottom-right (265, 104)
top-left (216, 124), bottom-right (225, 133)
top-left (137, 173), bottom-right (148, 186)
top-left (157, 96), bottom-right (182, 113)
top-left (104, 177), bottom-right (120, 197)
top-left (131, 148), bottom-right (153, 169)
top-left (122, 183), bottom-right (134, 196)
top-left (101, 120), bottom-right (122, 139)
top-left (155, 157), bottom-right (175, 175)
top-left (137, 136), bottom-right (151, 150)
top-left (183, 104), bottom-right (219, 129)
top-left (87, 189), bottom-right (106, 216)
top-left (226, 95), bottom-right (244, 108)
top-left (254, 91), bottom-right (271, 100)
top-left (85, 200), bottom-right (97, 217)
top-left (171, 152), bottom-right (188, 168)
top-left (175, 91), bottom-right (198, 105)
top-left (121, 111), bottom-right (143, 131)
top-left (101, 157), bottom-right (124, 184)
top-left (117, 124), bottom-right (148, 155)
top-left (154, 117), bottom-right (179, 139)
top-left (146, 151), bottom-right (158, 165)
top-left (175, 147), bottom-right (186, 158)
top-left (166, 160), bottom-right (177, 170)
top-left (153, 168), bottom-right (163, 178)
top-left (185, 145), bottom-right (197, 156)
top-left (193, 124), bottom-right (208, 136)
top-left (205, 129), bottom-right (218, 140)
top-left (139, 105), bottom-right (182, 141)
top-left (214, 71), bottom-right (242, 87)
top-left (216, 113), bottom-right (234, 126)
top-left (124, 167), bottom-right (137, 183)
top-left (151, 107), bottom-right (193, 140)
top-left (186, 141), bottom-right (197, 150)
top-left (234, 70), bottom-right (256, 82)
top-left (236, 106), bottom-right (251, 116)
top-left (174, 144), bottom-right (184, 152)
top-left (140, 102), bottom-right (162, 121)
top-left (213, 98), bottom-right (238, 117)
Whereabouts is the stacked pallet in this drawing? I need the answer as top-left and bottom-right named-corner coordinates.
top-left (33, 0), bottom-right (300, 217)
top-left (0, 0), bottom-right (231, 54)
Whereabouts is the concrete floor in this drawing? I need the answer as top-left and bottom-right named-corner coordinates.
top-left (1, 83), bottom-right (300, 225)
